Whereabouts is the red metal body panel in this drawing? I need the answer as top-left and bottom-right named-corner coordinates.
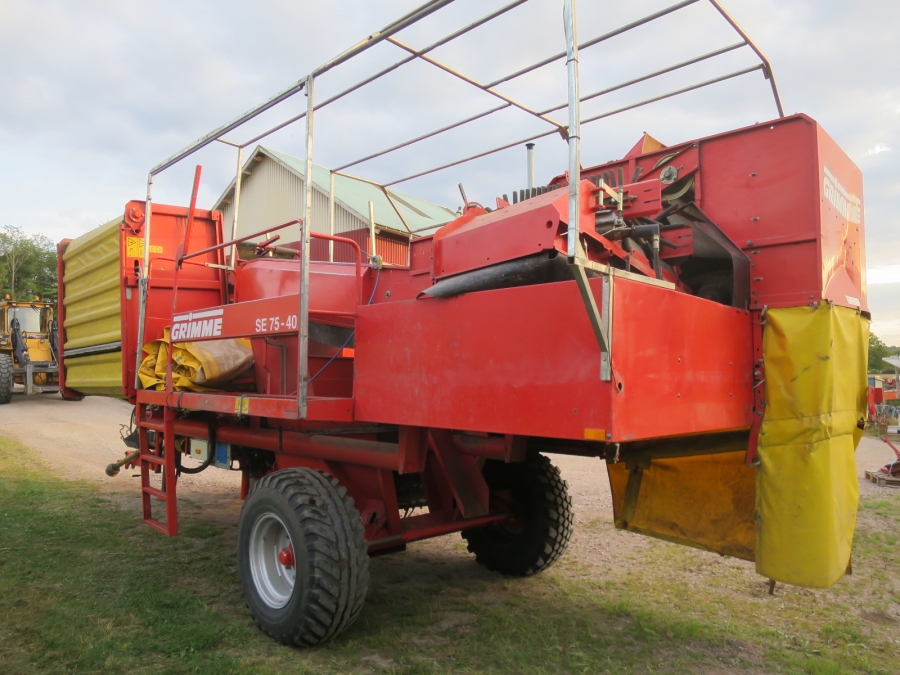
top-left (568, 115), bottom-right (865, 311)
top-left (607, 179), bottom-right (664, 219)
top-left (119, 201), bottom-right (225, 400)
top-left (353, 275), bottom-right (753, 442)
top-left (816, 125), bottom-right (866, 309)
top-left (608, 280), bottom-right (753, 440)
top-left (432, 189), bottom-right (578, 279)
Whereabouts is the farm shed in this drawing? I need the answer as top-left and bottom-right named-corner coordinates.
top-left (213, 146), bottom-right (456, 265)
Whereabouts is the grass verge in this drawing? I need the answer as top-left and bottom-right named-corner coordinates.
top-left (1, 434), bottom-right (899, 674)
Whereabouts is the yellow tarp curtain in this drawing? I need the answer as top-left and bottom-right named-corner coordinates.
top-left (756, 303), bottom-right (868, 588)
top-left (139, 329), bottom-right (254, 392)
top-left (607, 448), bottom-right (756, 561)
top-left (606, 302), bottom-right (867, 590)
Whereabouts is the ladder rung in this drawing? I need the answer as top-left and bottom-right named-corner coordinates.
top-left (142, 485), bottom-right (167, 501)
top-left (141, 454), bottom-right (165, 466)
top-left (144, 518), bottom-right (171, 536)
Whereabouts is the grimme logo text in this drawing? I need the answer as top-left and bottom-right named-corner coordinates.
top-left (172, 318), bottom-right (223, 340)
top-left (823, 166), bottom-right (861, 225)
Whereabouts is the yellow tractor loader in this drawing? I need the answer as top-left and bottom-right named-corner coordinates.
top-left (0, 297), bottom-right (60, 403)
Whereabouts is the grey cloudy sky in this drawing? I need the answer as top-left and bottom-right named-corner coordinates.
top-left (1, 0), bottom-right (898, 337)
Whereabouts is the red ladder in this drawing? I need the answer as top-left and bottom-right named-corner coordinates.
top-left (138, 404), bottom-right (179, 536)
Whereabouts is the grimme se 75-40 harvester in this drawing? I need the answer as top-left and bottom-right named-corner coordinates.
top-left (57, 0), bottom-right (867, 647)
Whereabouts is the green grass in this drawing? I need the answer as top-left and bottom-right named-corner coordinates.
top-left (1, 434), bottom-right (899, 674)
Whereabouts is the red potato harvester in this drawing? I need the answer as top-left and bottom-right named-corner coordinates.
top-left (56, 0), bottom-right (868, 647)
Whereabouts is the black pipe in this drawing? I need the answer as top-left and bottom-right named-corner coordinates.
top-left (49, 320), bottom-right (60, 364)
top-left (653, 203), bottom-right (680, 222)
top-left (420, 252), bottom-right (571, 299)
top-left (10, 318), bottom-right (28, 368)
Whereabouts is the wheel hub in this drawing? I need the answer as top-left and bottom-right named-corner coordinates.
top-left (249, 513), bottom-right (296, 609)
top-left (278, 544), bottom-right (295, 568)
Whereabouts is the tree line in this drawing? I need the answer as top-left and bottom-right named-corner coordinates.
top-left (869, 332), bottom-right (900, 374)
top-left (0, 225), bottom-right (57, 301)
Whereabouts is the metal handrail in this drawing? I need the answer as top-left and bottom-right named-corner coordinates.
top-left (180, 219), bottom-right (302, 263)
top-left (382, 64), bottom-right (766, 187)
top-left (309, 232), bottom-right (364, 307)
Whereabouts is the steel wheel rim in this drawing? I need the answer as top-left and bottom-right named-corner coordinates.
top-left (249, 512), bottom-right (296, 609)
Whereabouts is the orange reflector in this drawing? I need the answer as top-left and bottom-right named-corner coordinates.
top-left (583, 428), bottom-right (606, 441)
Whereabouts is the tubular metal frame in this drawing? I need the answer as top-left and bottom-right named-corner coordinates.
top-left (138, 0), bottom-right (785, 413)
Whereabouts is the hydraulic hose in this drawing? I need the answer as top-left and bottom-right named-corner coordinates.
top-left (176, 422), bottom-right (216, 475)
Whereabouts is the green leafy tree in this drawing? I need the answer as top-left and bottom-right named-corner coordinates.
top-left (869, 332), bottom-right (894, 374)
top-left (18, 235), bottom-right (57, 300)
top-left (0, 225), bottom-right (57, 301)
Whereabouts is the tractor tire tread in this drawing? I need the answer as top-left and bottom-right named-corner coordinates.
top-left (462, 452), bottom-right (573, 576)
top-left (241, 468), bottom-right (369, 647)
top-left (0, 354), bottom-right (13, 404)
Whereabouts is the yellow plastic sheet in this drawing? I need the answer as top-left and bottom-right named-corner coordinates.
top-left (755, 303), bottom-right (868, 587)
top-left (61, 217), bottom-right (125, 397)
top-left (607, 445), bottom-right (756, 561)
top-left (61, 217), bottom-right (123, 351)
top-left (65, 351), bottom-right (124, 397)
top-left (139, 331), bottom-right (254, 391)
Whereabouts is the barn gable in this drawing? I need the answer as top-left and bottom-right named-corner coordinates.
top-left (213, 146), bottom-right (456, 247)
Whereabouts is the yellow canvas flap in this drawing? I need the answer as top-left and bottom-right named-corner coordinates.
top-left (755, 303), bottom-right (868, 587)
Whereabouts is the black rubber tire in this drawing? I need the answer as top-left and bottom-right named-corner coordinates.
top-left (238, 468), bottom-right (369, 647)
top-left (462, 452), bottom-right (573, 576)
top-left (59, 389), bottom-right (85, 401)
top-left (0, 354), bottom-right (13, 404)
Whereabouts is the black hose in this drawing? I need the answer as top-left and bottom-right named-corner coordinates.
top-left (176, 422), bottom-right (215, 476)
top-left (653, 203), bottom-right (680, 223)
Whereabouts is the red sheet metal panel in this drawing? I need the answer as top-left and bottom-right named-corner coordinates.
top-left (609, 278), bottom-right (754, 441)
top-left (432, 188), bottom-right (587, 280)
top-left (816, 124), bottom-right (866, 310)
top-left (353, 275), bottom-right (753, 442)
top-left (234, 259), bottom-right (361, 323)
top-left (569, 114), bottom-right (865, 311)
top-left (119, 201), bottom-right (225, 400)
top-left (697, 117), bottom-right (823, 309)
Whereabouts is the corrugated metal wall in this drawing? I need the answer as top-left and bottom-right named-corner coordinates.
top-left (338, 229), bottom-right (409, 266)
top-left (219, 158), bottom-right (368, 243)
top-left (284, 229), bottom-right (409, 266)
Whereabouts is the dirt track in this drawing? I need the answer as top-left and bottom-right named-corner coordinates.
top-left (0, 393), bottom-right (242, 494)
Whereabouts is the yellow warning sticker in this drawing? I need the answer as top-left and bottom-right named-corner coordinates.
top-left (125, 237), bottom-right (163, 258)
top-left (234, 397), bottom-right (250, 415)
